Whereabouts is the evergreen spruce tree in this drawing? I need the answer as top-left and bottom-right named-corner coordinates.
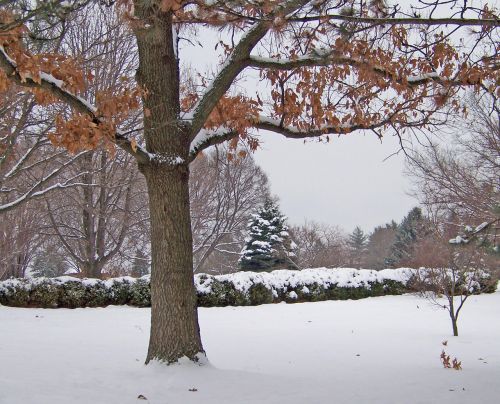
top-left (348, 226), bottom-right (367, 268)
top-left (385, 207), bottom-right (428, 267)
top-left (364, 221), bottom-right (398, 270)
top-left (32, 251), bottom-right (68, 278)
top-left (239, 200), bottom-right (298, 271)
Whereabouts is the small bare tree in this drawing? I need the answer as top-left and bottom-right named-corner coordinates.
top-left (409, 231), bottom-right (497, 336)
top-left (406, 95), bottom-right (499, 336)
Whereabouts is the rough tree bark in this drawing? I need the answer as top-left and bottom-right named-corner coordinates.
top-left (133, 5), bottom-right (203, 362)
top-left (142, 164), bottom-right (203, 363)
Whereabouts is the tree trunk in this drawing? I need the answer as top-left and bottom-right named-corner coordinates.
top-left (449, 298), bottom-right (459, 336)
top-left (452, 317), bottom-right (459, 337)
top-left (132, 4), bottom-right (203, 363)
top-left (81, 260), bottom-right (104, 279)
top-left (142, 163), bottom-right (204, 364)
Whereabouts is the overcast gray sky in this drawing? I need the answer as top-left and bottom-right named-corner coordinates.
top-left (252, 131), bottom-right (418, 233)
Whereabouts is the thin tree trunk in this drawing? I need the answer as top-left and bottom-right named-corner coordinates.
top-left (451, 317), bottom-right (459, 337)
top-left (142, 164), bottom-right (204, 363)
top-left (449, 298), bottom-right (459, 336)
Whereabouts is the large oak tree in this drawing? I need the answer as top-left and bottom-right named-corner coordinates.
top-left (0, 0), bottom-right (498, 364)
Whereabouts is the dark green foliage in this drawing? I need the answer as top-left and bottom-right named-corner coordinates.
top-left (1, 270), bottom-right (476, 309)
top-left (348, 226), bottom-right (368, 268)
top-left (197, 280), bottom-right (247, 306)
top-left (129, 278), bottom-right (151, 307)
top-left (57, 280), bottom-right (87, 308)
top-left (0, 280), bottom-right (30, 307)
top-left (30, 281), bottom-right (59, 308)
top-left (239, 199), bottom-right (298, 272)
top-left (248, 283), bottom-right (273, 305)
top-left (348, 226), bottom-right (367, 251)
top-left (31, 251), bottom-right (68, 278)
top-left (385, 207), bottom-right (429, 267)
top-left (305, 282), bottom-right (327, 301)
top-left (381, 279), bottom-right (407, 295)
top-left (85, 281), bottom-right (110, 307)
top-left (108, 278), bottom-right (133, 305)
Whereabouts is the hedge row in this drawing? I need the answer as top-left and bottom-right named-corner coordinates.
top-left (0, 268), bottom-right (496, 309)
top-left (0, 269), bottom-right (409, 308)
top-left (0, 277), bottom-right (151, 308)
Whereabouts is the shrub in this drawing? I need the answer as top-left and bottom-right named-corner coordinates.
top-left (85, 280), bottom-right (110, 307)
top-left (30, 280), bottom-right (59, 308)
top-left (248, 283), bottom-right (273, 305)
top-left (108, 278), bottom-right (134, 305)
top-left (198, 280), bottom-right (248, 307)
top-left (0, 279), bottom-right (30, 307)
top-left (129, 278), bottom-right (151, 307)
top-left (57, 280), bottom-right (87, 308)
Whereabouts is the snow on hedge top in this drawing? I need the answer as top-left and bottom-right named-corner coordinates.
top-left (0, 268), bottom-right (413, 295)
top-left (195, 268), bottom-right (414, 294)
top-left (0, 275), bottom-right (138, 293)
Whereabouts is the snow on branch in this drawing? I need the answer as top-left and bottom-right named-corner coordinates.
top-left (254, 115), bottom-right (392, 138)
top-left (0, 164), bottom-right (90, 213)
top-left (189, 127), bottom-right (238, 158)
top-left (187, 0), bottom-right (311, 138)
top-left (286, 12), bottom-right (500, 27)
top-left (248, 52), bottom-right (447, 87)
top-left (2, 138), bottom-right (50, 180)
top-left (449, 219), bottom-right (499, 245)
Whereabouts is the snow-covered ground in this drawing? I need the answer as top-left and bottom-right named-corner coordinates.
top-left (1, 290), bottom-right (499, 404)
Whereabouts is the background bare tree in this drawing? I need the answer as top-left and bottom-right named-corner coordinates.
top-left (0, 201), bottom-right (45, 279)
top-left (190, 147), bottom-right (270, 273)
top-left (0, 26), bottom-right (88, 280)
top-left (407, 94), bottom-right (499, 247)
top-left (44, 150), bottom-right (148, 278)
top-left (290, 221), bottom-right (348, 268)
top-left (37, 5), bottom-right (148, 279)
top-left (0, 4), bottom-right (149, 279)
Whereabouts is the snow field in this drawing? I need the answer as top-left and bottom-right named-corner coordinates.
top-left (0, 289), bottom-right (499, 404)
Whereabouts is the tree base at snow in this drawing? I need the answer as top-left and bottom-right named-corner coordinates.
top-left (0, 268), bottom-right (497, 309)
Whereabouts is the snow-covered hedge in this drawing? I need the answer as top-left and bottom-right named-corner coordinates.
top-left (0, 268), bottom-right (496, 309)
top-left (195, 268), bottom-right (412, 306)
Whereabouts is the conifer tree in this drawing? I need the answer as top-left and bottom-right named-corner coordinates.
top-left (239, 200), bottom-right (298, 271)
top-left (348, 226), bottom-right (367, 268)
top-left (364, 221), bottom-right (398, 270)
top-left (385, 207), bottom-right (429, 267)
top-left (32, 251), bottom-right (68, 278)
